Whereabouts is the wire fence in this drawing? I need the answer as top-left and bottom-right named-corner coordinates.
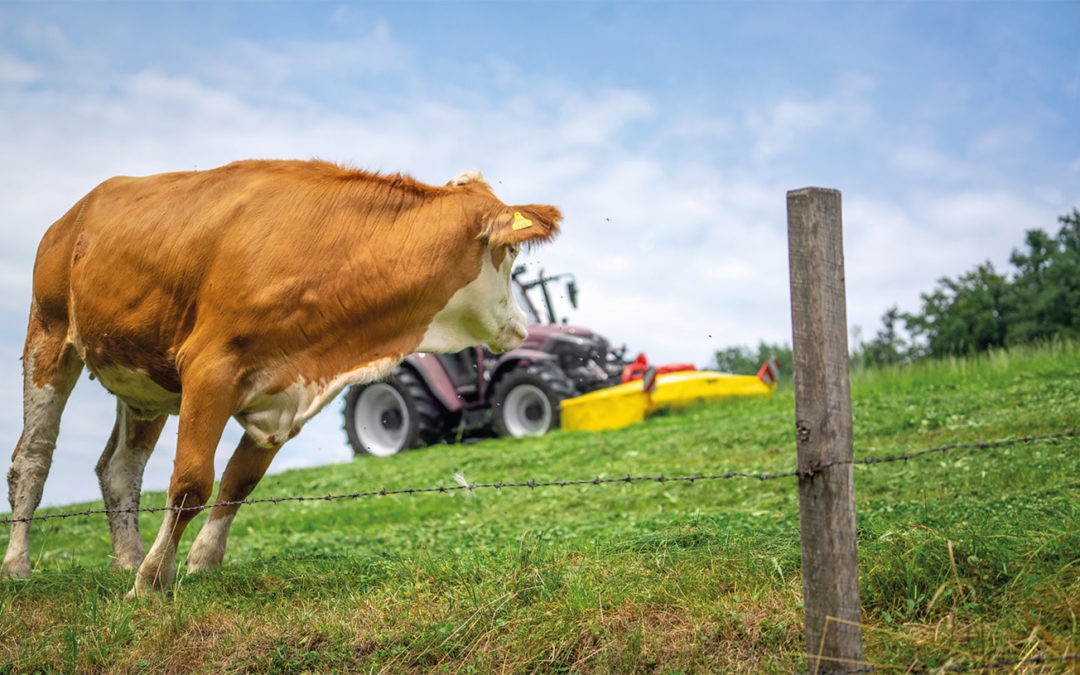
top-left (3, 427), bottom-right (1077, 673)
top-left (2, 428), bottom-right (1075, 525)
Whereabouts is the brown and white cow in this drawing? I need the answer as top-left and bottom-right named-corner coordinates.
top-left (2, 159), bottom-right (561, 596)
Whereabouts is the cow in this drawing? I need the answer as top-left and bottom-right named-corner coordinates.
top-left (1, 159), bottom-right (561, 596)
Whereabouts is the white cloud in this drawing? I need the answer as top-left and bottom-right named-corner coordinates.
top-left (922, 191), bottom-right (1048, 240)
top-left (746, 74), bottom-right (875, 160)
top-left (556, 88), bottom-right (655, 146)
top-left (971, 126), bottom-right (1033, 155)
top-left (201, 20), bottom-right (414, 99)
top-left (891, 144), bottom-right (978, 182)
top-left (841, 188), bottom-right (1067, 340)
top-left (0, 53), bottom-right (35, 84)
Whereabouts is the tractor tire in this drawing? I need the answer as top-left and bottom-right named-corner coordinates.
top-left (344, 369), bottom-right (447, 457)
top-left (492, 361), bottom-right (576, 438)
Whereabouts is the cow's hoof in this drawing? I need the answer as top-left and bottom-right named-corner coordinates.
top-left (124, 585), bottom-right (166, 601)
top-left (186, 543), bottom-right (224, 574)
top-left (129, 558), bottom-right (176, 597)
top-left (185, 559), bottom-right (219, 575)
top-left (127, 575), bottom-right (166, 600)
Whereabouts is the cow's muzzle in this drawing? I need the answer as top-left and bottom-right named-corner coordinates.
top-left (488, 321), bottom-right (528, 353)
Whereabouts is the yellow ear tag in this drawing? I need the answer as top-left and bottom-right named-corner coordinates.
top-left (512, 211), bottom-right (533, 231)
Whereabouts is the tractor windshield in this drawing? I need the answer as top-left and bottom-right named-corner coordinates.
top-left (512, 278), bottom-right (542, 324)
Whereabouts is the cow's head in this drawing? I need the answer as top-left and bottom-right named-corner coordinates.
top-left (417, 172), bottom-right (561, 354)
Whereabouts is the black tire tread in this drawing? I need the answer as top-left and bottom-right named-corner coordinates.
top-left (395, 368), bottom-right (448, 447)
top-left (491, 360), bottom-right (576, 438)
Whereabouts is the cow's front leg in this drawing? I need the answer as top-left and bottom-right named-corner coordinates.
top-left (187, 432), bottom-right (281, 573)
top-left (130, 374), bottom-right (234, 597)
top-left (96, 402), bottom-right (167, 570)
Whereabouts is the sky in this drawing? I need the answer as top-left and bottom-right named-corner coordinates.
top-left (1, 1), bottom-right (1078, 508)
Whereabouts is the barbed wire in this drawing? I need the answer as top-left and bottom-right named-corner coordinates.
top-left (1, 429), bottom-right (1074, 526)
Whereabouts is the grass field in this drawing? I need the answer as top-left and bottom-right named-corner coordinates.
top-left (1, 341), bottom-right (1078, 672)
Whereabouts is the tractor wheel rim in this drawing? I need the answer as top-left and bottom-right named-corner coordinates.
top-left (503, 384), bottom-right (551, 437)
top-left (355, 383), bottom-right (410, 456)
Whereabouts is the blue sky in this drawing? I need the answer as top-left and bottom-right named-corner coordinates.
top-left (1, 1), bottom-right (1078, 508)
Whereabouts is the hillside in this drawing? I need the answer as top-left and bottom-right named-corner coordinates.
top-left (2, 341), bottom-right (1078, 672)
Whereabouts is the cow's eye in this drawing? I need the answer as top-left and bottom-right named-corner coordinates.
top-left (507, 244), bottom-right (521, 257)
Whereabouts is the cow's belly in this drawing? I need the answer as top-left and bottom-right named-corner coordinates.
top-left (94, 366), bottom-right (182, 417)
top-left (90, 351), bottom-right (397, 446)
top-left (236, 357), bottom-right (398, 448)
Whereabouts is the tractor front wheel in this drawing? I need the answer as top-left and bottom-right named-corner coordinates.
top-left (492, 362), bottom-right (576, 438)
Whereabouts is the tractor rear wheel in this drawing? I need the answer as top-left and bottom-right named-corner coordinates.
top-left (344, 369), bottom-right (447, 457)
top-left (492, 361), bottom-right (576, 438)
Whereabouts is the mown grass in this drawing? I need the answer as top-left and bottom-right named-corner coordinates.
top-left (2, 341), bottom-right (1078, 672)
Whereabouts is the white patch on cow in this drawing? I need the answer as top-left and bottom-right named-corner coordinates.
top-left (236, 357), bottom-right (397, 448)
top-left (2, 380), bottom-right (59, 578)
top-left (186, 512), bottom-right (235, 573)
top-left (447, 170), bottom-right (488, 188)
top-left (132, 499), bottom-right (180, 596)
top-left (97, 403), bottom-right (153, 569)
top-left (418, 248), bottom-right (527, 354)
top-left (94, 366), bottom-right (181, 416)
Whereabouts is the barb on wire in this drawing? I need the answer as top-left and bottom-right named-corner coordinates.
top-left (0, 429), bottom-right (1074, 527)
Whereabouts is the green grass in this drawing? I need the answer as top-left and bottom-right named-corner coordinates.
top-left (2, 341), bottom-right (1078, 672)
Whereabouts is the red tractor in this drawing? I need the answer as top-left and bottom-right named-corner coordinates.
top-left (343, 267), bottom-right (626, 457)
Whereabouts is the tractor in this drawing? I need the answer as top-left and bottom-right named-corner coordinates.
top-left (343, 267), bottom-right (626, 457)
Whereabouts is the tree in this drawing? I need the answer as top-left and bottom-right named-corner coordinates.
top-left (713, 345), bottom-right (758, 374)
top-left (713, 341), bottom-right (793, 382)
top-left (905, 262), bottom-right (1009, 357)
top-left (845, 207), bottom-right (1077, 366)
top-left (1006, 208), bottom-right (1080, 344)
top-left (1043, 208), bottom-right (1080, 339)
top-left (1008, 227), bottom-right (1061, 344)
top-left (854, 305), bottom-right (911, 367)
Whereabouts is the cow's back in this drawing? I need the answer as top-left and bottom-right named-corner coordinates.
top-left (66, 163), bottom-right (285, 317)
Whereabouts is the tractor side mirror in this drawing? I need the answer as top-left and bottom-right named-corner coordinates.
top-left (567, 280), bottom-right (578, 309)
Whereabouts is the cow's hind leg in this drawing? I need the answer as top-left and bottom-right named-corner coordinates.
top-left (2, 317), bottom-right (83, 578)
top-left (187, 433), bottom-right (281, 573)
top-left (95, 401), bottom-right (167, 570)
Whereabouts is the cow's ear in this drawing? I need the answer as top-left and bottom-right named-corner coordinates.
top-left (484, 204), bottom-right (562, 249)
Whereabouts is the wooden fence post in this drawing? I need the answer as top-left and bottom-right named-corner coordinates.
top-left (786, 188), bottom-right (864, 673)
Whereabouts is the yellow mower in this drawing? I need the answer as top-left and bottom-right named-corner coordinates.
top-left (561, 355), bottom-right (779, 432)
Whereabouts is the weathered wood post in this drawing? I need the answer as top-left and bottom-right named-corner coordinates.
top-left (786, 188), bottom-right (864, 673)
